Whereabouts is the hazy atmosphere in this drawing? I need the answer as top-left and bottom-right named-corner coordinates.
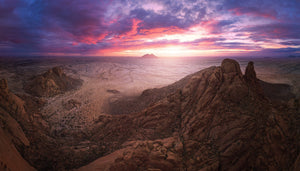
top-left (0, 0), bottom-right (300, 171)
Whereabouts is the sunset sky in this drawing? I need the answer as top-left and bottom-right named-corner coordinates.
top-left (0, 0), bottom-right (299, 57)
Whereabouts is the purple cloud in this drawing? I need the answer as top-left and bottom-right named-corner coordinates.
top-left (243, 23), bottom-right (300, 42)
top-left (0, 0), bottom-right (299, 56)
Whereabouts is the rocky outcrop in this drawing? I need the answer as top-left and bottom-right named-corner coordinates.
top-left (244, 61), bottom-right (257, 82)
top-left (0, 79), bottom-right (8, 90)
top-left (81, 59), bottom-right (299, 170)
top-left (221, 58), bottom-right (243, 75)
top-left (0, 78), bottom-right (36, 171)
top-left (2, 59), bottom-right (298, 171)
top-left (0, 126), bottom-right (36, 171)
top-left (260, 80), bottom-right (295, 103)
top-left (176, 59), bottom-right (297, 170)
top-left (24, 67), bottom-right (83, 97)
top-left (0, 79), bottom-right (28, 122)
top-left (105, 69), bottom-right (199, 115)
top-left (78, 138), bottom-right (183, 171)
top-left (63, 99), bottom-right (81, 110)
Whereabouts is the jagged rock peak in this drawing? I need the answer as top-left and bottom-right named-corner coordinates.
top-left (52, 66), bottom-right (63, 76)
top-left (24, 66), bottom-right (83, 97)
top-left (244, 61), bottom-right (257, 82)
top-left (0, 78), bottom-right (8, 90)
top-left (221, 58), bottom-right (242, 75)
top-left (44, 66), bottom-right (64, 77)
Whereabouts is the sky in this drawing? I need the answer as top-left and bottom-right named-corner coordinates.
top-left (0, 0), bottom-right (300, 57)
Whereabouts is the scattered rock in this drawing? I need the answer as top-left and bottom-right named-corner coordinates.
top-left (106, 89), bottom-right (120, 94)
top-left (63, 99), bottom-right (82, 110)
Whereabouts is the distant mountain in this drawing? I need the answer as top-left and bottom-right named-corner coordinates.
top-left (141, 53), bottom-right (158, 58)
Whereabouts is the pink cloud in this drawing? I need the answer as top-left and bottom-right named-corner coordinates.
top-left (229, 7), bottom-right (277, 20)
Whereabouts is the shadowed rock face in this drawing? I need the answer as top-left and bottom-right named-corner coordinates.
top-left (24, 67), bottom-right (83, 97)
top-left (80, 59), bottom-right (299, 171)
top-left (244, 61), bottom-right (257, 82)
top-left (0, 78), bottom-right (35, 171)
top-left (0, 79), bottom-right (27, 121)
top-left (0, 79), bottom-right (8, 90)
top-left (221, 58), bottom-right (243, 75)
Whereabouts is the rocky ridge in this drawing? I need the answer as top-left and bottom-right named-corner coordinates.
top-left (24, 67), bottom-right (83, 97)
top-left (80, 59), bottom-right (299, 170)
top-left (0, 59), bottom-right (299, 170)
top-left (0, 78), bottom-right (35, 171)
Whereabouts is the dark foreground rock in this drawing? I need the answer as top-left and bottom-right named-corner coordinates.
top-left (0, 78), bottom-right (35, 171)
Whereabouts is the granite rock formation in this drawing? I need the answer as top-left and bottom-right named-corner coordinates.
top-left (0, 78), bottom-right (35, 171)
top-left (80, 59), bottom-right (299, 170)
top-left (1, 59), bottom-right (299, 170)
top-left (244, 61), bottom-right (257, 83)
top-left (24, 67), bottom-right (83, 97)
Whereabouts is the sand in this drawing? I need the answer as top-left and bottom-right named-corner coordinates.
top-left (0, 56), bottom-right (299, 135)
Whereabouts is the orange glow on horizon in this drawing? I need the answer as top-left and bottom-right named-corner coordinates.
top-left (96, 44), bottom-right (260, 57)
top-left (68, 17), bottom-right (292, 57)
